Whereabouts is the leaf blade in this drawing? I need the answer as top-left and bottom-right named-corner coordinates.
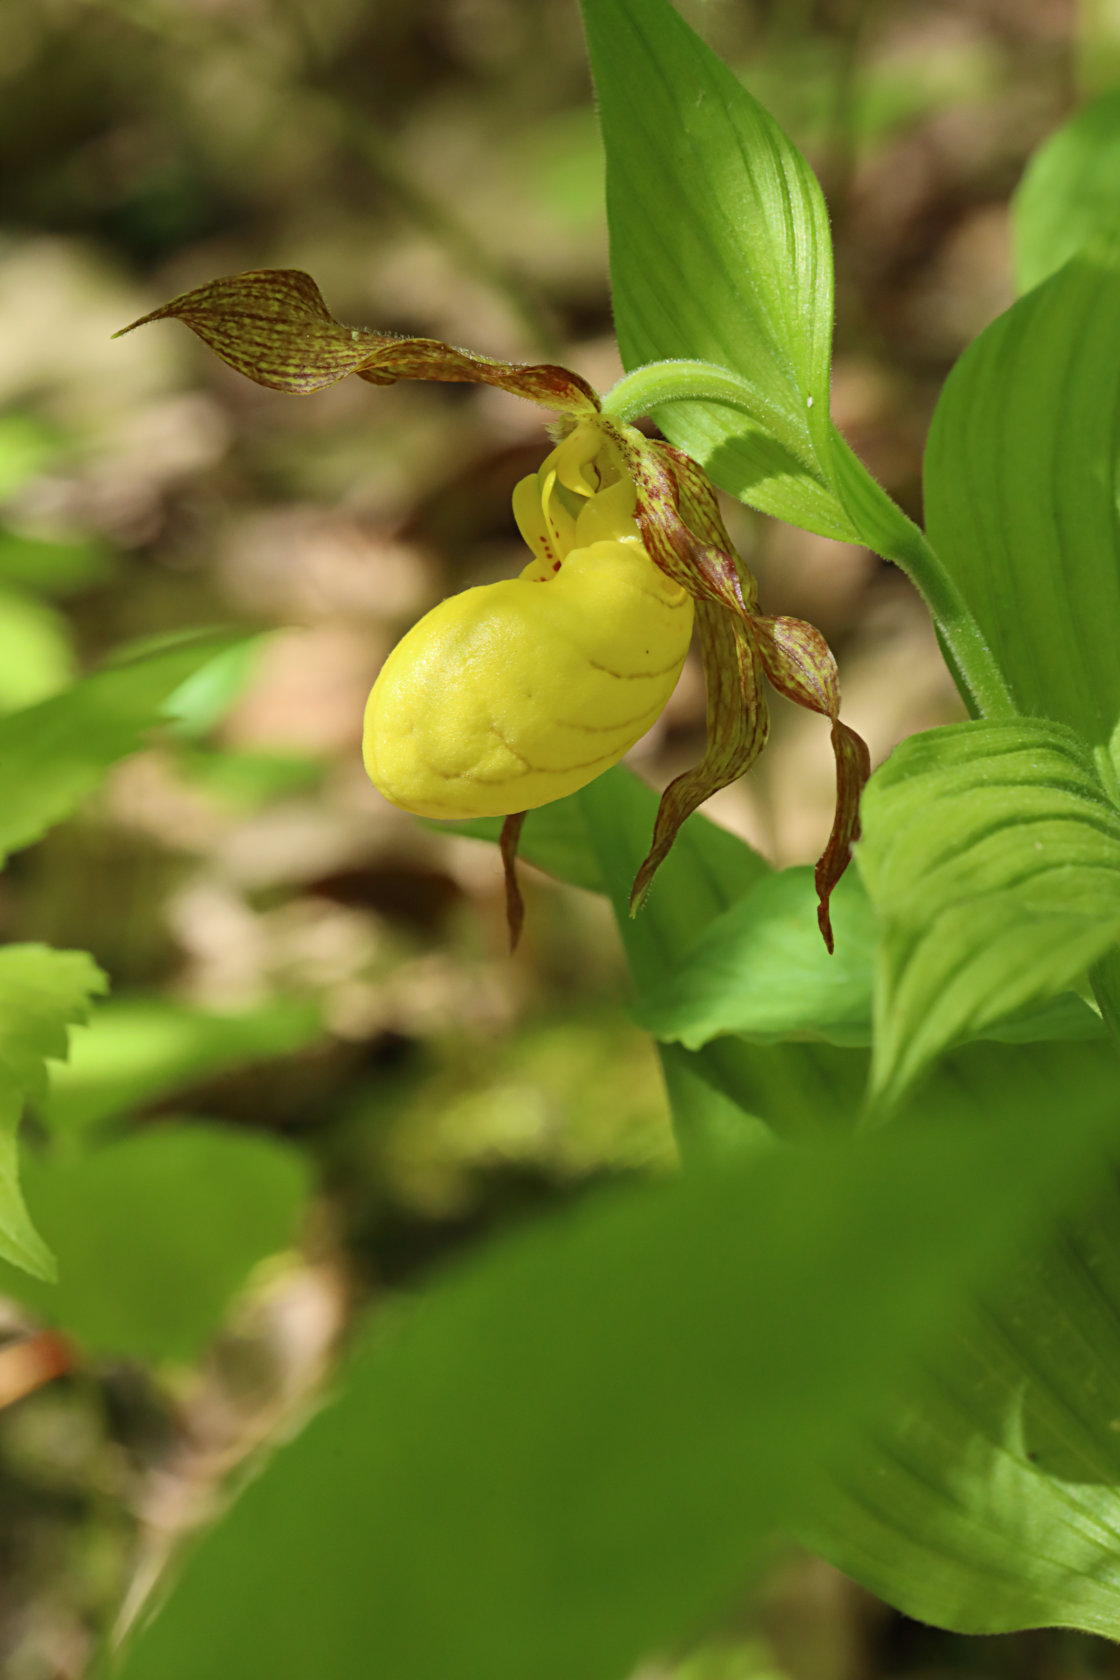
top-left (110, 1075), bottom-right (1119, 1680)
top-left (859, 718), bottom-right (1120, 1105)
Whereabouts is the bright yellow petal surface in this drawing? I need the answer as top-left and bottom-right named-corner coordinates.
top-left (363, 538), bottom-right (692, 818)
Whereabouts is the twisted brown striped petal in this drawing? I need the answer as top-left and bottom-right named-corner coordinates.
top-left (115, 270), bottom-right (600, 415)
top-left (630, 601), bottom-right (770, 913)
top-left (752, 615), bottom-right (871, 953)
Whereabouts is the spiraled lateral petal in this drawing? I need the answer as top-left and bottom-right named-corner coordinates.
top-left (630, 601), bottom-right (769, 912)
top-left (115, 270), bottom-right (600, 414)
top-left (607, 426), bottom-right (749, 615)
top-left (752, 616), bottom-right (871, 953)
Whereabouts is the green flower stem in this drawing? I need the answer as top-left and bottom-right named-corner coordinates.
top-left (601, 361), bottom-right (820, 475)
top-left (602, 361), bottom-right (1017, 722)
top-left (826, 426), bottom-right (1016, 721)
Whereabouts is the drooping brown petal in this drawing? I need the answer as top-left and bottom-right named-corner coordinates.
top-left (630, 602), bottom-right (770, 912)
top-left (115, 270), bottom-right (600, 415)
top-left (500, 811), bottom-right (528, 952)
top-left (602, 422), bottom-right (749, 616)
top-left (752, 615), bottom-right (871, 953)
top-left (650, 441), bottom-right (761, 614)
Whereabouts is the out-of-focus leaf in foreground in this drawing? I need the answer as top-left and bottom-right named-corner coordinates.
top-left (1013, 89), bottom-right (1120, 293)
top-left (799, 1036), bottom-right (1120, 1640)
top-left (0, 945), bottom-right (106, 1279)
top-left (0, 1125), bottom-right (309, 1363)
top-left (109, 1066), bottom-right (1118, 1680)
top-left (859, 719), bottom-right (1120, 1107)
top-left (0, 629), bottom-right (260, 866)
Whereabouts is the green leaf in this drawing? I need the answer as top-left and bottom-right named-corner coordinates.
top-left (109, 1069), bottom-right (1118, 1680)
top-left (42, 995), bottom-right (323, 1138)
top-left (635, 863), bottom-right (1105, 1057)
top-left (0, 945), bottom-right (107, 1279)
top-left (432, 771), bottom-right (864, 1147)
top-left (1012, 89), bottom-right (1120, 293)
top-left (859, 718), bottom-right (1120, 1107)
top-left (0, 585), bottom-right (73, 712)
top-left (925, 248), bottom-right (1120, 747)
top-left (0, 1124), bottom-right (309, 1361)
top-left (580, 0), bottom-right (854, 539)
top-left (797, 1035), bottom-right (1120, 1640)
top-left (580, 0), bottom-right (1010, 717)
top-left (572, 771), bottom-right (869, 1144)
top-left (0, 628), bottom-right (258, 866)
top-left (635, 866), bottom-right (876, 1050)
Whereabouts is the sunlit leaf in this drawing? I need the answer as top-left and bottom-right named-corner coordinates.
top-left (42, 996), bottom-right (323, 1138)
top-left (859, 718), bottom-right (1120, 1107)
top-left (109, 1068), bottom-right (1119, 1680)
top-left (0, 628), bottom-right (258, 866)
top-left (0, 585), bottom-right (73, 712)
top-left (580, 0), bottom-right (853, 539)
top-left (925, 246), bottom-right (1120, 747)
top-left (0, 1125), bottom-right (310, 1361)
top-left (0, 946), bottom-right (106, 1280)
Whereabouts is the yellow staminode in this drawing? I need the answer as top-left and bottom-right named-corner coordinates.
top-left (363, 420), bottom-right (693, 819)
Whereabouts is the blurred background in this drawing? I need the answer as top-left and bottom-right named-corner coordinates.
top-left (0, 0), bottom-right (1112, 1676)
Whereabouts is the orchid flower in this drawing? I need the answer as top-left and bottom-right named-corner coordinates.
top-left (118, 270), bottom-right (869, 949)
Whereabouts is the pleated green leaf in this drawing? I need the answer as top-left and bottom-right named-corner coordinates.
top-left (0, 945), bottom-right (106, 1280)
top-left (925, 247), bottom-right (1120, 748)
top-left (1013, 89), bottom-right (1120, 293)
top-left (798, 1036), bottom-right (1120, 1640)
top-left (109, 1070), bottom-right (1118, 1680)
top-left (859, 718), bottom-right (1120, 1107)
top-left (580, 0), bottom-right (853, 540)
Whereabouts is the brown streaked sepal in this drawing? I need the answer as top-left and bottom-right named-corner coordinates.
top-left (115, 270), bottom-right (600, 414)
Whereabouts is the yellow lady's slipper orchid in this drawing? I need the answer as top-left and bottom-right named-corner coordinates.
top-left (362, 420), bottom-right (693, 819)
top-left (117, 269), bottom-right (870, 952)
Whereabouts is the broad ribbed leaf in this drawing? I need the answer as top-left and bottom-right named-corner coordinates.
top-left (0, 1125), bottom-right (309, 1362)
top-left (860, 718), bottom-right (1120, 1107)
top-left (110, 1074), bottom-right (1117, 1680)
top-left (1013, 89), bottom-right (1120, 293)
top-left (798, 1036), bottom-right (1120, 1640)
top-left (925, 248), bottom-right (1120, 747)
top-left (0, 946), bottom-right (106, 1279)
top-left (580, 0), bottom-right (853, 539)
